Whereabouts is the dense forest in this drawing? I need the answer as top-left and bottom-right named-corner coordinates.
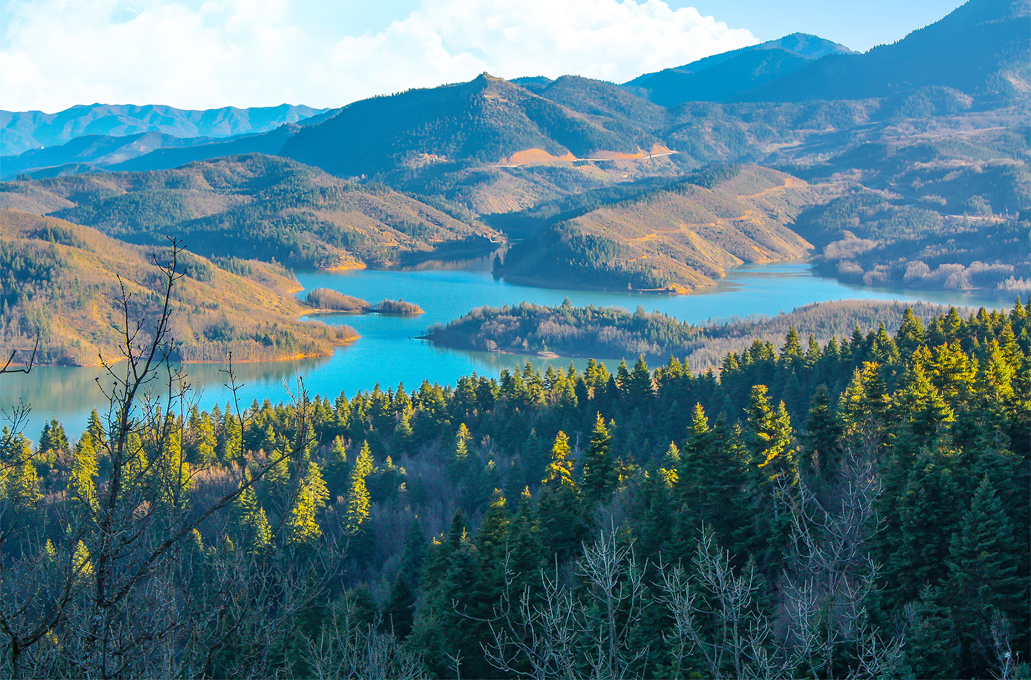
top-left (1, 253), bottom-right (1027, 678)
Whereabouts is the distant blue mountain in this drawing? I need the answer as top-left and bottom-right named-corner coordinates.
top-left (735, 0), bottom-right (1030, 102)
top-left (623, 33), bottom-right (853, 106)
top-left (0, 103), bottom-right (327, 156)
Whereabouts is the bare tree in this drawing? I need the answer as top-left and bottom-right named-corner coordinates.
top-left (304, 598), bottom-right (427, 680)
top-left (482, 522), bottom-right (649, 679)
top-left (778, 442), bottom-right (904, 679)
top-left (657, 527), bottom-right (775, 679)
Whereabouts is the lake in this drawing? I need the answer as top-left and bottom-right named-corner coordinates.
top-left (0, 260), bottom-right (1002, 439)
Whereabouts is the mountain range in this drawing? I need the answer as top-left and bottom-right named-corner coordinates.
top-left (0, 103), bottom-right (327, 157)
top-left (0, 0), bottom-right (1026, 301)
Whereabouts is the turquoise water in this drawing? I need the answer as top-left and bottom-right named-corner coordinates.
top-left (0, 261), bottom-right (1001, 439)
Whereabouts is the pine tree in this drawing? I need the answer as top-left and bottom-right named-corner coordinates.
top-left (69, 434), bottom-right (100, 513)
top-left (542, 430), bottom-right (575, 489)
top-left (285, 459), bottom-right (330, 544)
top-left (802, 386), bottom-right (842, 480)
top-left (582, 413), bottom-right (616, 500)
top-left (383, 574), bottom-right (416, 639)
top-left (745, 385), bottom-right (796, 483)
top-left (629, 355), bottom-right (654, 403)
top-left (235, 482), bottom-right (273, 552)
top-left (477, 489), bottom-right (510, 568)
top-left (944, 476), bottom-right (1026, 672)
top-left (904, 586), bottom-right (960, 680)
top-left (37, 418), bottom-right (69, 457)
top-left (322, 436), bottom-right (349, 501)
top-left (343, 441), bottom-right (375, 536)
top-left (393, 413), bottom-right (415, 457)
top-left (218, 409), bottom-right (242, 463)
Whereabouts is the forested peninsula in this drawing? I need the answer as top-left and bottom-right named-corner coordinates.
top-left (425, 298), bottom-right (961, 369)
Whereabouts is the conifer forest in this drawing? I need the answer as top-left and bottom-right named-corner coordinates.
top-left (1, 251), bottom-right (1028, 679)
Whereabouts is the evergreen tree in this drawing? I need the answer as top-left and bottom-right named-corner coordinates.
top-left (383, 574), bottom-right (415, 639)
top-left (37, 418), bottom-right (69, 456)
top-left (218, 409), bottom-right (242, 463)
top-left (802, 386), bottom-right (842, 480)
top-left (628, 355), bottom-right (654, 403)
top-left (285, 459), bottom-right (330, 544)
top-left (745, 385), bottom-right (796, 483)
top-left (69, 434), bottom-right (100, 513)
top-left (904, 587), bottom-right (961, 680)
top-left (582, 413), bottom-right (616, 500)
top-left (343, 441), bottom-right (374, 536)
top-left (945, 476), bottom-right (1026, 673)
top-left (542, 430), bottom-right (575, 488)
top-left (235, 481), bottom-right (273, 552)
top-left (477, 489), bottom-right (510, 568)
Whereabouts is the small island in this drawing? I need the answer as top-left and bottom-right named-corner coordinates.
top-left (303, 290), bottom-right (424, 316)
top-left (304, 288), bottom-right (371, 313)
top-left (370, 299), bottom-right (424, 316)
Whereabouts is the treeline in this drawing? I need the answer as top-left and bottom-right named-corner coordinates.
top-left (1, 299), bottom-right (1028, 678)
top-left (427, 298), bottom-right (957, 370)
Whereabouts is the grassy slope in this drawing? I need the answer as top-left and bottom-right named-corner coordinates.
top-left (0, 210), bottom-right (355, 366)
top-left (0, 154), bottom-right (499, 269)
top-left (497, 165), bottom-right (813, 292)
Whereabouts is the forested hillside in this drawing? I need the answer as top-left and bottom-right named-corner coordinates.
top-left (0, 210), bottom-right (354, 365)
top-left (737, 0), bottom-right (1030, 103)
top-left (495, 165), bottom-right (812, 292)
top-left (0, 154), bottom-right (497, 269)
top-left (1, 285), bottom-right (1027, 678)
top-left (280, 73), bottom-right (658, 179)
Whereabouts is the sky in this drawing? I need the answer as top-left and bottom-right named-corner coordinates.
top-left (0, 0), bottom-right (965, 113)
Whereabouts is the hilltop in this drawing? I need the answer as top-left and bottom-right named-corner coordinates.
top-left (495, 165), bottom-right (812, 293)
top-left (624, 33), bottom-right (854, 106)
top-left (0, 210), bottom-right (355, 366)
top-left (0, 154), bottom-right (499, 269)
top-left (280, 73), bottom-right (663, 179)
top-left (737, 0), bottom-right (1030, 103)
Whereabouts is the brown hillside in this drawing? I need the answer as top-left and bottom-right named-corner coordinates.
top-left (497, 166), bottom-right (814, 293)
top-left (0, 210), bottom-right (355, 366)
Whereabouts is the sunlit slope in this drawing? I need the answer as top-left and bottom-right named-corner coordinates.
top-left (0, 210), bottom-right (353, 366)
top-left (497, 165), bottom-right (813, 293)
top-left (0, 154), bottom-right (498, 269)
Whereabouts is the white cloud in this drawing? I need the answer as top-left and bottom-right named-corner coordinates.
top-left (0, 0), bottom-right (755, 112)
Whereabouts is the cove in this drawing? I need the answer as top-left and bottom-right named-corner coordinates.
top-left (1, 260), bottom-right (1002, 439)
